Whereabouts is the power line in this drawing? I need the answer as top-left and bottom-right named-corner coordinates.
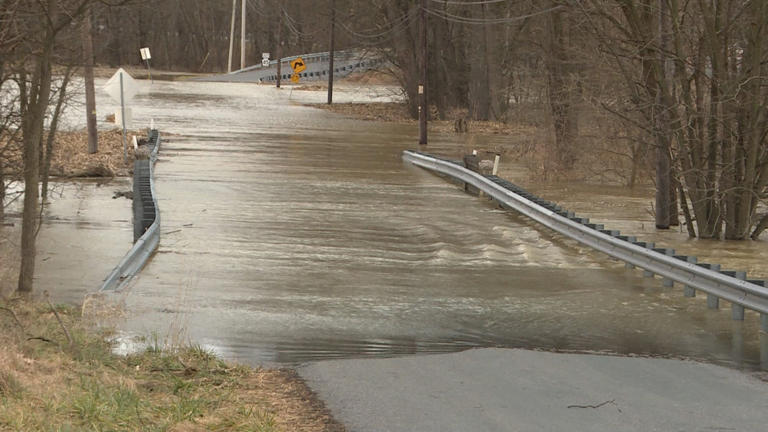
top-left (429, 0), bottom-right (511, 5)
top-left (281, 5), bottom-right (324, 38)
top-left (423, 5), bottom-right (562, 25)
top-left (338, 10), bottom-right (414, 40)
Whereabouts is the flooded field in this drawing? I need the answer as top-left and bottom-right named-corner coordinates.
top-left (23, 79), bottom-right (768, 369)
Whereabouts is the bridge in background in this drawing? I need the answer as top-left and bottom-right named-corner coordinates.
top-left (198, 50), bottom-right (386, 84)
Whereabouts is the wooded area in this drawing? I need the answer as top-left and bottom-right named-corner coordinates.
top-left (2, 0), bottom-right (768, 296)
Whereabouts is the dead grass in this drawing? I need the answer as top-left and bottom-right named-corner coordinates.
top-left (50, 129), bottom-right (137, 177)
top-left (0, 299), bottom-right (345, 432)
top-left (1, 128), bottom-right (137, 179)
top-left (0, 229), bottom-right (19, 299)
top-left (313, 102), bottom-right (411, 122)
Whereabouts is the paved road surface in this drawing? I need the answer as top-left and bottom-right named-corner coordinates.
top-left (300, 348), bottom-right (768, 432)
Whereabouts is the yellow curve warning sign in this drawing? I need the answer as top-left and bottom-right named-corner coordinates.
top-left (290, 57), bottom-right (306, 73)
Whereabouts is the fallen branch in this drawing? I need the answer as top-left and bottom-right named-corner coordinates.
top-left (45, 293), bottom-right (73, 348)
top-left (27, 336), bottom-right (60, 348)
top-left (567, 399), bottom-right (617, 410)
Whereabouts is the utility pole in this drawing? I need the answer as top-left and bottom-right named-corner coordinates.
top-left (327, 0), bottom-right (336, 104)
top-left (228, 0), bottom-right (237, 72)
top-left (419, 0), bottom-right (428, 145)
top-left (83, 6), bottom-right (98, 154)
top-left (241, 0), bottom-right (247, 70)
top-left (655, 0), bottom-right (671, 229)
top-left (276, 17), bottom-right (283, 88)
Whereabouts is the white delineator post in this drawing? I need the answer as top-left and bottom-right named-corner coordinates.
top-left (492, 154), bottom-right (500, 176)
top-left (120, 72), bottom-right (127, 163)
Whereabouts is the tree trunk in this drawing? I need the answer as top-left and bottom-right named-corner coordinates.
top-left (83, 7), bottom-right (98, 154)
top-left (654, 0), bottom-right (670, 229)
top-left (0, 157), bottom-right (4, 224)
top-left (752, 213), bottom-right (768, 240)
top-left (42, 69), bottom-right (72, 201)
top-left (18, 13), bottom-right (55, 295)
top-left (469, 3), bottom-right (491, 121)
top-left (18, 42), bottom-right (53, 295)
top-left (546, 4), bottom-right (577, 171)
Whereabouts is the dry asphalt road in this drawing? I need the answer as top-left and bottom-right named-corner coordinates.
top-left (300, 348), bottom-right (768, 432)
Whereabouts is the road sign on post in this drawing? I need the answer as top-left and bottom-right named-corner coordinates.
top-left (103, 68), bottom-right (138, 163)
top-left (262, 52), bottom-right (270, 67)
top-left (290, 57), bottom-right (306, 73)
top-left (290, 57), bottom-right (306, 84)
top-left (104, 68), bottom-right (138, 102)
top-left (140, 47), bottom-right (153, 83)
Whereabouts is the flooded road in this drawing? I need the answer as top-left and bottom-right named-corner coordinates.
top-left (46, 79), bottom-right (756, 370)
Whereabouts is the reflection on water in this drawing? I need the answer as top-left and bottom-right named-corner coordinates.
top-left (31, 180), bottom-right (133, 300)
top-left (37, 79), bottom-right (767, 370)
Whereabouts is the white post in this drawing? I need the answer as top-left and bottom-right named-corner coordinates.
top-left (492, 154), bottom-right (500, 175)
top-left (146, 60), bottom-right (153, 83)
top-left (228, 0), bottom-right (236, 72)
top-left (240, 0), bottom-right (246, 70)
top-left (119, 72), bottom-right (127, 163)
top-left (472, 149), bottom-right (477, 156)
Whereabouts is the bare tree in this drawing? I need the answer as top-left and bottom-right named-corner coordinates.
top-left (5, 0), bottom-right (117, 295)
top-left (582, 0), bottom-right (768, 239)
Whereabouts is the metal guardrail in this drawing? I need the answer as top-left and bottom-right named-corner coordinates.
top-left (198, 49), bottom-right (388, 83)
top-left (403, 150), bottom-right (768, 332)
top-left (100, 130), bottom-right (161, 292)
top-left (236, 49), bottom-right (363, 74)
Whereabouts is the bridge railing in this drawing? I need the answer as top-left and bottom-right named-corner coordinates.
top-left (235, 49), bottom-right (375, 74)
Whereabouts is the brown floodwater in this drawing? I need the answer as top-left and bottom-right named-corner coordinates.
top-left (29, 79), bottom-right (768, 369)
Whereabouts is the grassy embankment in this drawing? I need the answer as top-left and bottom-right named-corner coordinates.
top-left (0, 299), bottom-right (342, 431)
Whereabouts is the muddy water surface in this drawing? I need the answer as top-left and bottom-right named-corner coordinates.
top-left (33, 79), bottom-right (767, 369)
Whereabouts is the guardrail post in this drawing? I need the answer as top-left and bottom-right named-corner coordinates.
top-left (683, 256), bottom-right (698, 297)
top-left (657, 248), bottom-right (675, 287)
top-left (463, 154), bottom-right (481, 195)
top-left (705, 264), bottom-right (721, 308)
top-left (762, 314), bottom-right (768, 333)
top-left (623, 236), bottom-right (637, 269)
top-left (731, 271), bottom-right (747, 320)
top-left (638, 242), bottom-right (655, 277)
top-left (761, 332), bottom-right (768, 372)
